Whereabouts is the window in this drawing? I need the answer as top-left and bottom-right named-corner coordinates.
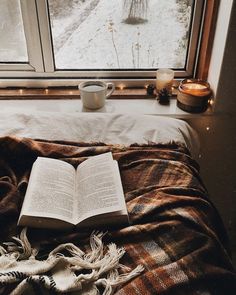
top-left (0, 0), bottom-right (211, 87)
top-left (0, 0), bottom-right (27, 62)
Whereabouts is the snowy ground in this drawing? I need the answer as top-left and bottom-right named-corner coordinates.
top-left (0, 0), bottom-right (27, 62)
top-left (49, 0), bottom-right (192, 70)
top-left (0, 0), bottom-right (192, 70)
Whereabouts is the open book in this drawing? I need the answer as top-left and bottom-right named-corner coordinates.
top-left (18, 152), bottom-right (128, 229)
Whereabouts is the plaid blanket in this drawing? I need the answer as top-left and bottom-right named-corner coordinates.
top-left (0, 136), bottom-right (235, 294)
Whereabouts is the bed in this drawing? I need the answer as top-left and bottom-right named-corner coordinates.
top-left (0, 111), bottom-right (235, 294)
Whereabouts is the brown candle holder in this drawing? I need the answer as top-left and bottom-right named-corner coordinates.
top-left (177, 79), bottom-right (212, 113)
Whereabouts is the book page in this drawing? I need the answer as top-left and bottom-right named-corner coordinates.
top-left (75, 152), bottom-right (127, 224)
top-left (19, 157), bottom-right (76, 224)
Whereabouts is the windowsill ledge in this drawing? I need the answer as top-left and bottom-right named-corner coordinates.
top-left (0, 86), bottom-right (214, 117)
top-left (0, 87), bottom-right (157, 99)
top-left (0, 97), bottom-right (214, 118)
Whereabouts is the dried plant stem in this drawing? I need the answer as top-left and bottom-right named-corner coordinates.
top-left (111, 30), bottom-right (120, 68)
top-left (132, 44), bottom-right (135, 68)
top-left (137, 32), bottom-right (140, 68)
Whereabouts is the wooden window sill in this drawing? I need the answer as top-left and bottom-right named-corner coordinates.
top-left (0, 87), bottom-right (158, 100)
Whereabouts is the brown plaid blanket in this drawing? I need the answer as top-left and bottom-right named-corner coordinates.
top-left (0, 136), bottom-right (235, 294)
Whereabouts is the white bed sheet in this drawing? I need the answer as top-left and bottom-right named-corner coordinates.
top-left (0, 111), bottom-right (199, 158)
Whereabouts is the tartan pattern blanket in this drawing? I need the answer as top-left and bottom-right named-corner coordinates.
top-left (0, 136), bottom-right (235, 294)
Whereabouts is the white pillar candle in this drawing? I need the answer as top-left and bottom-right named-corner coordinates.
top-left (156, 68), bottom-right (174, 93)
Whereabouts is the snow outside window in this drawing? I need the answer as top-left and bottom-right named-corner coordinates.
top-left (48, 0), bottom-right (193, 70)
top-left (0, 0), bottom-right (206, 86)
top-left (0, 0), bottom-right (28, 62)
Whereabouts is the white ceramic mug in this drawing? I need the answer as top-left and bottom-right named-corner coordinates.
top-left (79, 81), bottom-right (115, 109)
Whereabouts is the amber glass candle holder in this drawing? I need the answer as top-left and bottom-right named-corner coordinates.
top-left (177, 79), bottom-right (212, 113)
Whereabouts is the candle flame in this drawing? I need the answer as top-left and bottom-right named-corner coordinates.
top-left (184, 83), bottom-right (207, 90)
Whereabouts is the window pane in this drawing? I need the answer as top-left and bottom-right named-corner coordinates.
top-left (0, 0), bottom-right (28, 62)
top-left (49, 0), bottom-right (193, 70)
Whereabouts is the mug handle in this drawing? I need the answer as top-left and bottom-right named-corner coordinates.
top-left (106, 83), bottom-right (115, 98)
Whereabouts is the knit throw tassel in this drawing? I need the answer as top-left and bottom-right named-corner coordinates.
top-left (0, 229), bottom-right (144, 294)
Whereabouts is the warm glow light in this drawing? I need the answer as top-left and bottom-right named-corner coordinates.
top-left (177, 79), bottom-right (212, 113)
top-left (45, 89), bottom-right (49, 94)
top-left (183, 83), bottom-right (207, 90)
top-left (179, 79), bottom-right (211, 97)
top-left (19, 89), bottom-right (23, 94)
top-left (69, 91), bottom-right (73, 95)
top-left (156, 68), bottom-right (174, 93)
top-left (209, 99), bottom-right (214, 106)
top-left (119, 84), bottom-right (125, 90)
top-left (206, 127), bottom-right (210, 131)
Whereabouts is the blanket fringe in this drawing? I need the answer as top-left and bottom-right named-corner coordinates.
top-left (0, 229), bottom-right (144, 295)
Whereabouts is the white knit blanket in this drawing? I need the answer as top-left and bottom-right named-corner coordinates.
top-left (0, 229), bottom-right (144, 294)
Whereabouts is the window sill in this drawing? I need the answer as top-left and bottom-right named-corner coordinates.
top-left (0, 97), bottom-right (213, 118)
top-left (0, 87), bottom-right (214, 117)
top-left (0, 87), bottom-right (156, 99)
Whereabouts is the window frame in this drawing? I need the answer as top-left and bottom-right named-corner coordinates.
top-left (0, 0), bottom-right (44, 72)
top-left (0, 0), bottom-right (216, 88)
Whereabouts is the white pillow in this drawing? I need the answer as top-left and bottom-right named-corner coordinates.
top-left (0, 111), bottom-right (199, 157)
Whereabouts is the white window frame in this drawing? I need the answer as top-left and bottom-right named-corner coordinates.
top-left (0, 0), bottom-right (44, 72)
top-left (0, 0), bottom-right (206, 87)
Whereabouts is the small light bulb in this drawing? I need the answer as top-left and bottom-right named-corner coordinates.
top-left (19, 89), bottom-right (23, 94)
top-left (45, 89), bottom-right (49, 94)
top-left (119, 84), bottom-right (125, 90)
top-left (206, 127), bottom-right (210, 131)
top-left (209, 99), bottom-right (214, 106)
